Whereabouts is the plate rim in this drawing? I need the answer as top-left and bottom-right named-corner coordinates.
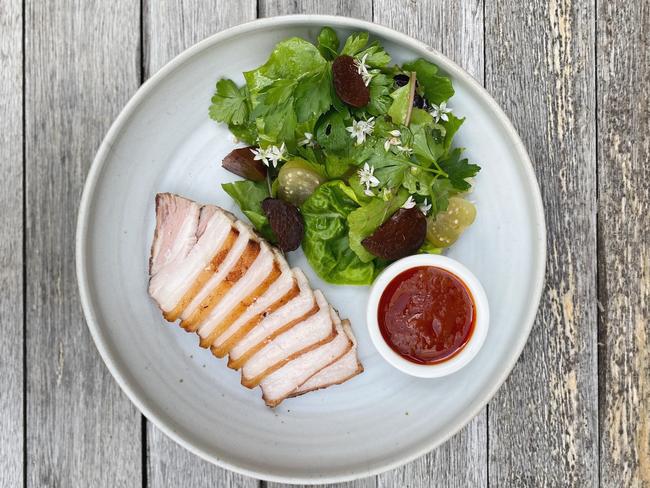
top-left (76, 14), bottom-right (547, 484)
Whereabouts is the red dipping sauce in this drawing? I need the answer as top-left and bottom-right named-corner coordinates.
top-left (378, 266), bottom-right (476, 364)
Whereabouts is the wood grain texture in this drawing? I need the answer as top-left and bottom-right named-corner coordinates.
top-left (0, 0), bottom-right (24, 487)
top-left (258, 0), bottom-right (372, 18)
top-left (597, 0), bottom-right (650, 486)
top-left (143, 1), bottom-right (259, 487)
top-left (24, 1), bottom-right (143, 486)
top-left (485, 0), bottom-right (598, 485)
top-left (373, 1), bottom-right (487, 486)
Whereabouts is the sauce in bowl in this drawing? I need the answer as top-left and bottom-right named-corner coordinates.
top-left (377, 266), bottom-right (476, 364)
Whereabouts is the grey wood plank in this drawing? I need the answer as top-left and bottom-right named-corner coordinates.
top-left (597, 1), bottom-right (650, 486)
top-left (258, 0), bottom-right (371, 18)
top-left (0, 0), bottom-right (24, 487)
top-left (142, 1), bottom-right (259, 487)
top-left (24, 1), bottom-right (143, 486)
top-left (485, 0), bottom-right (598, 485)
top-left (373, 1), bottom-right (487, 487)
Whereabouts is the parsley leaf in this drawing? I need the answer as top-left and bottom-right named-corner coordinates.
top-left (341, 32), bottom-right (369, 56)
top-left (438, 148), bottom-right (481, 191)
top-left (209, 79), bottom-right (249, 126)
top-left (294, 67), bottom-right (333, 123)
top-left (402, 58), bottom-right (454, 104)
top-left (317, 27), bottom-right (339, 60)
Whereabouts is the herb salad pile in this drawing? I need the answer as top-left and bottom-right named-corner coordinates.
top-left (209, 27), bottom-right (480, 286)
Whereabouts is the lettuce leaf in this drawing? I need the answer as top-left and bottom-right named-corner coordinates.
top-left (300, 181), bottom-right (378, 285)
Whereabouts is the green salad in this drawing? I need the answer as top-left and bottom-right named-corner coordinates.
top-left (209, 27), bottom-right (480, 285)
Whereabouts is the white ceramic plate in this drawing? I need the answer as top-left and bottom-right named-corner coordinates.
top-left (77, 15), bottom-right (545, 484)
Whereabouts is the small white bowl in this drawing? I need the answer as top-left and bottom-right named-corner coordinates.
top-left (367, 254), bottom-right (490, 378)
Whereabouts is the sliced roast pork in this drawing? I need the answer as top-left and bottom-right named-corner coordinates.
top-left (227, 269), bottom-right (317, 370)
top-left (260, 307), bottom-right (353, 407)
top-left (292, 319), bottom-right (363, 396)
top-left (148, 193), bottom-right (363, 406)
top-left (149, 194), bottom-right (236, 321)
top-left (240, 290), bottom-right (335, 388)
top-left (210, 251), bottom-right (298, 357)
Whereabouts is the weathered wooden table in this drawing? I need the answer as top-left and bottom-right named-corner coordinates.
top-left (2, 0), bottom-right (648, 486)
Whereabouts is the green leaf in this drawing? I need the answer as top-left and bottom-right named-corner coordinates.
top-left (402, 58), bottom-right (454, 104)
top-left (244, 37), bottom-right (326, 91)
top-left (228, 123), bottom-right (258, 145)
top-left (347, 190), bottom-right (408, 262)
top-left (315, 111), bottom-right (351, 154)
top-left (221, 181), bottom-right (275, 242)
top-left (442, 113), bottom-right (464, 151)
top-left (341, 32), bottom-right (369, 56)
top-left (294, 67), bottom-right (332, 123)
top-left (301, 181), bottom-right (378, 285)
top-left (357, 41), bottom-right (391, 67)
top-left (437, 148), bottom-right (481, 191)
top-left (365, 73), bottom-right (393, 116)
top-left (387, 83), bottom-right (413, 125)
top-left (418, 240), bottom-right (443, 254)
top-left (412, 124), bottom-right (445, 164)
top-left (209, 79), bottom-right (249, 126)
top-left (317, 27), bottom-right (339, 60)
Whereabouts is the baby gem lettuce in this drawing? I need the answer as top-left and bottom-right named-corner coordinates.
top-left (209, 27), bottom-right (480, 285)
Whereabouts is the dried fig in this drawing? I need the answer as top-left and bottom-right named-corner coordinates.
top-left (261, 198), bottom-right (304, 252)
top-left (222, 147), bottom-right (267, 182)
top-left (332, 55), bottom-right (370, 108)
top-left (362, 207), bottom-right (426, 260)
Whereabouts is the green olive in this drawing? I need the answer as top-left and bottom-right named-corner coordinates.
top-left (426, 196), bottom-right (476, 248)
top-left (277, 159), bottom-right (325, 206)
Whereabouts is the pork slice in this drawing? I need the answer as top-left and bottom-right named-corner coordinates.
top-left (227, 269), bottom-right (316, 371)
top-left (149, 193), bottom-right (200, 276)
top-left (260, 306), bottom-right (353, 407)
top-left (149, 196), bottom-right (236, 321)
top-left (197, 240), bottom-right (277, 348)
top-left (240, 290), bottom-right (334, 388)
top-left (210, 251), bottom-right (298, 358)
top-left (180, 221), bottom-right (258, 331)
top-left (292, 319), bottom-right (363, 396)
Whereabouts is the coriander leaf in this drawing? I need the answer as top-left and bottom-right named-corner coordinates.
top-left (412, 124), bottom-right (445, 164)
top-left (437, 148), bottom-right (480, 191)
top-left (229, 123), bottom-right (258, 145)
top-left (402, 58), bottom-right (454, 104)
top-left (209, 79), bottom-right (249, 126)
top-left (341, 32), bottom-right (369, 56)
top-left (317, 27), bottom-right (339, 60)
top-left (221, 181), bottom-right (275, 241)
top-left (294, 67), bottom-right (332, 123)
top-left (347, 190), bottom-right (408, 262)
top-left (301, 181), bottom-right (377, 285)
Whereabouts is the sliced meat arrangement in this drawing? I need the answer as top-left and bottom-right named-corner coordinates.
top-left (148, 193), bottom-right (363, 406)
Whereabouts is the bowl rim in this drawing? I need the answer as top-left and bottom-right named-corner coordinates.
top-left (366, 254), bottom-right (490, 378)
top-left (76, 14), bottom-right (547, 484)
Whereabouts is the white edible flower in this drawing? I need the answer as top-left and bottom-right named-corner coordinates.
top-left (354, 53), bottom-right (374, 86)
top-left (357, 162), bottom-right (380, 195)
top-left (298, 132), bottom-right (314, 147)
top-left (430, 101), bottom-right (452, 123)
top-left (363, 188), bottom-right (375, 197)
top-left (346, 117), bottom-right (375, 145)
top-left (396, 145), bottom-right (413, 154)
top-left (251, 143), bottom-right (286, 168)
top-left (402, 195), bottom-right (416, 209)
top-left (419, 198), bottom-right (432, 215)
top-left (384, 129), bottom-right (402, 151)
